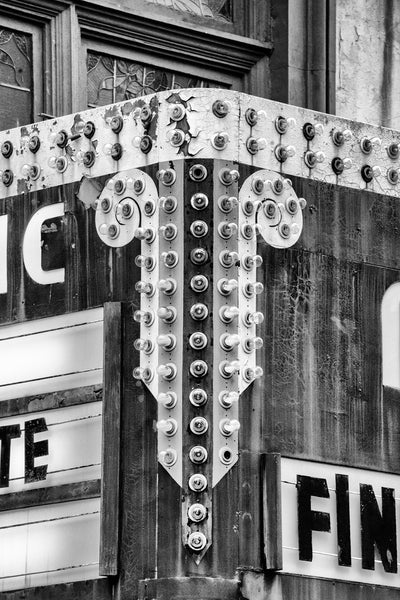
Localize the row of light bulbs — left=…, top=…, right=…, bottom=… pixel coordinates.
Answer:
left=1, top=92, right=400, bottom=189
left=2, top=155, right=398, bottom=191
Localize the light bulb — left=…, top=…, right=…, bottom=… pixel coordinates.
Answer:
left=132, top=367, right=153, bottom=382
left=244, top=311, right=264, bottom=326
left=157, top=363, right=177, bottom=380
left=244, top=282, right=264, bottom=297
left=243, top=366, right=264, bottom=382
left=156, top=334, right=176, bottom=350
left=218, top=278, right=238, bottom=295
left=133, top=338, right=154, bottom=353
left=135, top=281, right=154, bottom=296
left=219, top=418, right=240, bottom=435
left=156, top=418, right=178, bottom=436
left=218, top=222, right=238, bottom=239
left=75, top=120, right=86, bottom=134
left=157, top=392, right=177, bottom=409
left=220, top=333, right=240, bottom=350
left=219, top=360, right=240, bottom=378
left=219, top=306, right=240, bottom=323
left=242, top=254, right=263, bottom=270
left=159, top=449, right=177, bottom=466
left=244, top=337, right=264, bottom=352
left=218, top=391, right=239, bottom=408
left=157, top=306, right=177, bottom=323
left=133, top=310, right=154, bottom=325
left=157, top=278, right=177, bottom=295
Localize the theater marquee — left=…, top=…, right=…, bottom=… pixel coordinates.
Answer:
left=1, top=86, right=400, bottom=593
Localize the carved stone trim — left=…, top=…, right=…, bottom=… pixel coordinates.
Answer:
left=76, top=2, right=272, bottom=75
left=0, top=0, right=71, bottom=21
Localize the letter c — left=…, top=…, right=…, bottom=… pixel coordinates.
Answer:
left=22, top=203, right=65, bottom=285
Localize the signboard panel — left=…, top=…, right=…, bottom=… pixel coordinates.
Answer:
left=0, top=307, right=104, bottom=590
left=0, top=402, right=102, bottom=494
left=0, top=498, right=100, bottom=591
left=0, top=308, right=103, bottom=400
left=281, top=457, right=400, bottom=588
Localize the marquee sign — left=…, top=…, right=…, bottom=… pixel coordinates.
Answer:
left=1, top=86, right=400, bottom=582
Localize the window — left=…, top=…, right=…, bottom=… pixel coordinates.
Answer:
left=0, top=27, right=33, bottom=130
left=77, top=5, right=270, bottom=108
left=87, top=51, right=228, bottom=108
left=0, top=18, right=43, bottom=130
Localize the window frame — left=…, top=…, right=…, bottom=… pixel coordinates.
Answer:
left=0, top=16, right=44, bottom=128
left=76, top=2, right=272, bottom=110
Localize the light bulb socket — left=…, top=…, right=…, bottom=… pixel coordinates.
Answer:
left=1, top=141, right=13, bottom=158
left=190, top=248, right=208, bottom=265
left=83, top=121, right=95, bottom=139
left=212, top=99, right=230, bottom=118
left=110, top=115, right=123, bottom=134
left=190, top=360, right=208, bottom=378
left=219, top=447, right=235, bottom=465
left=189, top=416, right=209, bottom=435
left=157, top=168, right=176, bottom=186
left=188, top=503, right=207, bottom=522
left=263, top=200, right=277, bottom=220
left=189, top=445, right=208, bottom=463
left=189, top=389, right=208, bottom=406
left=219, top=168, right=239, bottom=185
left=28, top=135, right=41, bottom=153
left=188, top=473, right=207, bottom=492
left=187, top=532, right=207, bottom=552
left=110, top=142, right=123, bottom=161
left=218, top=195, right=237, bottom=213
left=189, top=332, right=208, bottom=350
left=159, top=449, right=177, bottom=467
left=189, top=164, right=208, bottom=181
left=190, top=303, right=208, bottom=321
left=190, top=275, right=209, bottom=293
left=160, top=195, right=177, bottom=213
left=162, top=251, right=179, bottom=268
left=212, top=132, right=229, bottom=150
left=190, top=193, right=209, bottom=211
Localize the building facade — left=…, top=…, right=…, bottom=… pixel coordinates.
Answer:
left=1, top=1, right=400, bottom=599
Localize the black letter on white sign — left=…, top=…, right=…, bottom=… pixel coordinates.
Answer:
left=25, top=418, right=48, bottom=483
left=336, top=474, right=351, bottom=566
left=0, top=425, right=21, bottom=487
left=297, top=475, right=331, bottom=561
left=360, top=484, right=397, bottom=573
